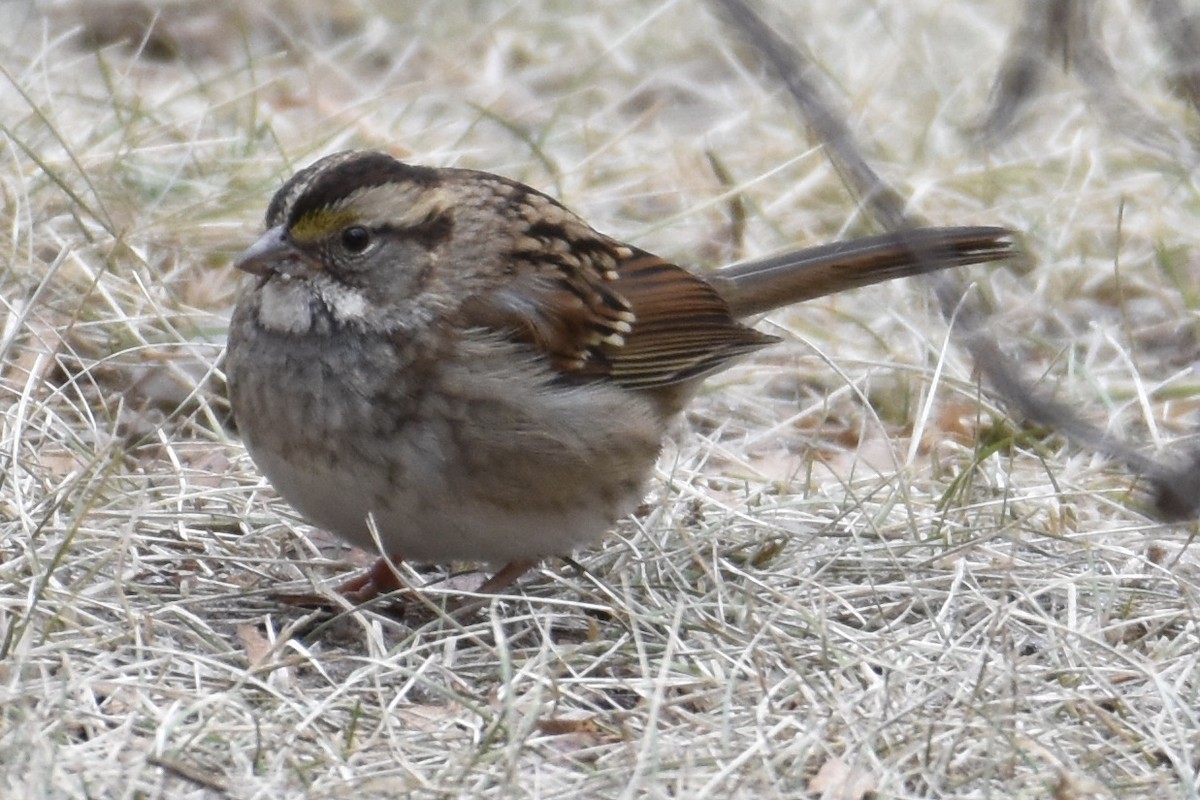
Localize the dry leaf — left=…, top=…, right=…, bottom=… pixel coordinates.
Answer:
left=1, top=318, right=67, bottom=390
left=534, top=714, right=622, bottom=762
left=1053, top=768, right=1110, bottom=800
left=535, top=716, right=605, bottom=737
left=236, top=624, right=271, bottom=668
left=808, top=756, right=878, bottom=800
left=395, top=703, right=470, bottom=732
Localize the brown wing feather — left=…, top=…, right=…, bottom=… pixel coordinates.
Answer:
left=602, top=253, right=777, bottom=388
left=458, top=239, right=774, bottom=389
left=459, top=269, right=635, bottom=372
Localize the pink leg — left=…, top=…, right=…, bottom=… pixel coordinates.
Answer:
left=334, top=556, right=408, bottom=603
left=476, top=559, right=538, bottom=594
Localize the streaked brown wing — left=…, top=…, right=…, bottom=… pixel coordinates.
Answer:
left=458, top=241, right=775, bottom=390
left=603, top=252, right=777, bottom=388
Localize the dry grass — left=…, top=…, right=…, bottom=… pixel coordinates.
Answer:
left=1, top=1, right=1198, bottom=798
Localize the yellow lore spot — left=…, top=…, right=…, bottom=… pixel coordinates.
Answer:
left=291, top=208, right=357, bottom=243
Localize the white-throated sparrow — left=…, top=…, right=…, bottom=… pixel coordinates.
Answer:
left=226, top=150, right=1015, bottom=600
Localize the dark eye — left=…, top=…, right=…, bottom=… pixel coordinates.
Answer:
left=340, top=226, right=371, bottom=254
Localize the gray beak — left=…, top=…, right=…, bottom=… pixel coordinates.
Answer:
left=233, top=226, right=322, bottom=278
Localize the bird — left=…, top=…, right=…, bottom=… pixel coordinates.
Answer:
left=225, top=149, right=1015, bottom=601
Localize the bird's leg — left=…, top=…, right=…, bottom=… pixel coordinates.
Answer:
left=329, top=557, right=535, bottom=605
left=335, top=555, right=409, bottom=603
left=476, top=559, right=538, bottom=594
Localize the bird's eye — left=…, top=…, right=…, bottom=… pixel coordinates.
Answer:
left=340, top=226, right=371, bottom=254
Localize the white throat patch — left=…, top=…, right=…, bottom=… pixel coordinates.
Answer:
left=257, top=276, right=369, bottom=333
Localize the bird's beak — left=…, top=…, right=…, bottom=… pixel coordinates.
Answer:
left=233, top=225, right=322, bottom=279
